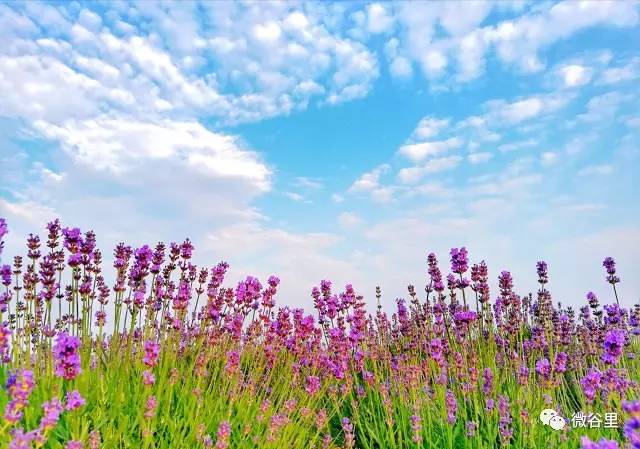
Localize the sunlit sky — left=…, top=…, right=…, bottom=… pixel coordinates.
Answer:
left=1, top=1, right=639, bottom=310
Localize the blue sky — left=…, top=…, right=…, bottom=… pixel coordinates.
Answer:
left=1, top=1, right=639, bottom=309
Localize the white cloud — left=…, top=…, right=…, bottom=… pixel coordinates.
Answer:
left=338, top=211, right=363, bottom=228
left=625, top=116, right=640, bottom=129
left=541, top=151, right=558, bottom=167
left=398, top=155, right=463, bottom=183
left=412, top=117, right=450, bottom=139
left=252, top=21, right=283, bottom=44
left=34, top=117, right=271, bottom=192
left=599, top=57, right=640, bottom=84
left=391, top=0, right=639, bottom=83
left=331, top=193, right=344, bottom=203
left=468, top=152, right=493, bottom=164
left=498, top=138, right=538, bottom=153
left=295, top=177, right=323, bottom=189
left=285, top=192, right=306, bottom=202
left=559, top=64, right=592, bottom=87
left=348, top=164, right=390, bottom=193
left=421, top=49, right=447, bottom=77
left=485, top=94, right=570, bottom=124
left=367, top=3, right=394, bottom=34
left=578, top=165, right=614, bottom=176
left=577, top=92, right=631, bottom=123
left=389, top=56, right=412, bottom=78
left=398, top=137, right=463, bottom=163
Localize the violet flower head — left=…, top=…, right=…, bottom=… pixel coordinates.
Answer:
left=554, top=352, right=568, bottom=374
left=1, top=264, right=11, bottom=287
left=143, top=395, right=157, bottom=420
left=587, top=291, right=599, bottom=309
left=602, top=329, right=626, bottom=365
left=53, top=332, right=81, bottom=381
left=498, top=395, right=513, bottom=442
left=143, top=340, right=160, bottom=368
left=535, top=358, right=551, bottom=380
left=142, top=370, right=155, bottom=386
left=62, top=227, right=82, bottom=253
left=0, top=323, right=11, bottom=358
left=482, top=368, right=494, bottom=394
left=603, top=257, right=620, bottom=284
left=624, top=415, right=640, bottom=449
left=65, top=441, right=83, bottom=449
left=445, top=389, right=457, bottom=424
left=450, top=247, right=469, bottom=274
left=4, top=369, right=35, bottom=423
left=216, top=420, right=231, bottom=449
left=580, top=437, right=620, bottom=449
left=39, top=397, right=64, bottom=432
left=454, top=310, right=477, bottom=325
left=581, top=367, right=603, bottom=403
left=536, top=261, right=548, bottom=285
left=88, top=431, right=101, bottom=449
left=305, top=376, right=321, bottom=395
left=8, top=428, right=36, bottom=449
left=427, top=253, right=444, bottom=292
left=0, top=217, right=7, bottom=256
left=498, top=271, right=513, bottom=297
left=64, top=390, right=85, bottom=411
left=341, top=417, right=355, bottom=449
left=623, top=400, right=640, bottom=418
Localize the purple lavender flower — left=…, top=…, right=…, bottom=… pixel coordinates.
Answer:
left=88, top=430, right=101, bottom=449
left=39, top=397, right=64, bottom=432
left=445, top=389, right=457, bottom=424
left=65, top=441, right=83, bottom=449
left=225, top=350, right=240, bottom=373
left=554, top=352, right=568, bottom=374
left=450, top=247, right=469, bottom=274
left=581, top=367, right=603, bottom=403
left=341, top=417, right=355, bottom=449
left=536, top=261, right=548, bottom=285
left=466, top=421, right=478, bottom=437
left=305, top=376, right=321, bottom=395
left=453, top=310, right=477, bottom=325
left=0, top=323, right=10, bottom=359
left=602, top=329, right=626, bottom=365
left=427, top=253, right=445, bottom=292
left=4, top=369, right=35, bottom=423
left=625, top=417, right=640, bottom=449
left=215, top=420, right=231, bottom=449
left=0, top=218, right=7, bottom=257
left=64, top=390, right=85, bottom=411
left=410, top=414, right=421, bottom=442
left=498, top=271, right=513, bottom=298
left=580, top=436, right=620, bottom=449
left=143, top=340, right=160, bottom=368
left=144, top=395, right=157, bottom=420
left=624, top=400, right=640, bottom=417
left=498, top=395, right=513, bottom=442
left=8, top=428, right=36, bottom=449
left=142, top=370, right=155, bottom=386
left=603, top=257, right=620, bottom=284
left=0, top=264, right=11, bottom=287
left=587, top=291, right=599, bottom=309
left=482, top=368, right=494, bottom=395
left=535, top=358, right=551, bottom=380
left=53, top=332, right=81, bottom=380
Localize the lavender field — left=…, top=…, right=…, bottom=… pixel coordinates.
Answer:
left=0, top=217, right=637, bottom=449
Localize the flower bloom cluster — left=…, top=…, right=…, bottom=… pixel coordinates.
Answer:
left=0, top=217, right=637, bottom=449
left=53, top=332, right=81, bottom=380
left=4, top=370, right=35, bottom=423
